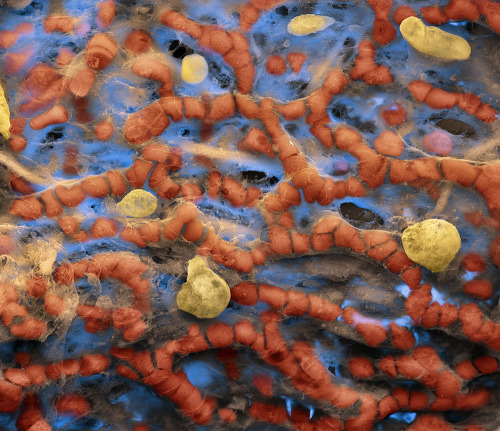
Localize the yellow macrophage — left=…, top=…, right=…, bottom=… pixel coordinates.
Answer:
left=287, top=14, right=335, bottom=36
left=177, top=256, right=230, bottom=319
left=400, top=16, right=471, bottom=61
left=117, top=189, right=157, bottom=218
left=0, top=84, right=11, bottom=140
left=402, top=219, right=461, bottom=273
left=181, top=54, right=209, bottom=84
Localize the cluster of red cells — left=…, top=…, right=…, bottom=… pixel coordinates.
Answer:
left=0, top=0, right=499, bottom=429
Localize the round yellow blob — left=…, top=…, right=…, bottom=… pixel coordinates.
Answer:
left=0, top=84, right=11, bottom=140
left=117, top=189, right=157, bottom=218
left=177, top=256, right=230, bottom=319
left=400, top=16, right=471, bottom=61
left=287, top=14, right=335, bottom=36
left=181, top=54, right=209, bottom=84
left=402, top=219, right=461, bottom=273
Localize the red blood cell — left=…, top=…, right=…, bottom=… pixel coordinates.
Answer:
left=454, top=388, right=490, bottom=410
left=124, top=30, right=151, bottom=54
left=4, top=369, right=30, bottom=387
left=231, top=282, right=258, bottom=305
left=397, top=354, right=425, bottom=378
left=57, top=47, right=74, bottom=66
left=44, top=15, right=74, bottom=33
left=390, top=323, right=416, bottom=350
left=54, top=185, right=86, bottom=207
left=234, top=320, right=258, bottom=345
left=456, top=360, right=478, bottom=379
left=10, top=318, right=46, bottom=339
left=0, top=380, right=22, bottom=413
left=81, top=176, right=110, bottom=198
left=94, top=120, right=114, bottom=141
left=86, top=33, right=118, bottom=70
left=249, top=401, right=287, bottom=424
left=461, top=252, right=486, bottom=272
left=405, top=284, right=432, bottom=323
left=435, top=370, right=461, bottom=398
left=266, top=55, right=286, bottom=75
left=97, top=0, right=116, bottom=29
left=125, top=159, right=154, bottom=189
left=421, top=302, right=440, bottom=328
left=356, top=322, right=387, bottom=346
left=409, top=391, right=428, bottom=410
left=473, top=356, right=498, bottom=374
left=489, top=235, right=500, bottom=267
left=0, top=30, right=19, bottom=49
left=56, top=394, right=90, bottom=417
left=421, top=5, right=449, bottom=24
left=206, top=322, right=234, bottom=348
left=218, top=408, right=237, bottom=423
left=30, top=105, right=69, bottom=130
left=253, top=374, right=273, bottom=397
left=239, top=4, right=260, bottom=31
left=79, top=354, right=109, bottom=376
left=89, top=217, right=119, bottom=239
left=69, top=68, right=96, bottom=98
left=44, top=294, right=65, bottom=315
left=464, top=280, right=493, bottom=300
left=122, top=320, right=147, bottom=342
left=394, top=5, right=418, bottom=23
left=286, top=52, right=306, bottom=73
left=374, top=130, right=404, bottom=156
left=378, top=395, right=398, bottom=419
left=459, top=303, right=483, bottom=337
left=179, top=183, right=202, bottom=203
left=349, top=357, right=375, bottom=378
left=379, top=355, right=397, bottom=377
left=407, top=414, right=453, bottom=430
left=9, top=135, right=27, bottom=152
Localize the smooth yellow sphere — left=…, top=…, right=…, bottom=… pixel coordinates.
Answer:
left=287, top=14, right=335, bottom=36
left=177, top=256, right=230, bottom=319
left=117, top=189, right=157, bottom=218
left=181, top=54, right=209, bottom=84
left=402, top=219, right=461, bottom=273
left=400, top=16, right=471, bottom=61
left=0, top=84, right=10, bottom=140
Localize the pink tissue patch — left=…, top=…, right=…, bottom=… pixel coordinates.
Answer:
left=423, top=130, right=454, bottom=156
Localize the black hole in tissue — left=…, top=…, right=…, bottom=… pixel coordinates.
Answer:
left=284, top=123, right=298, bottom=134
left=216, top=73, right=231, bottom=89
left=331, top=104, right=349, bottom=119
left=328, top=366, right=336, bottom=374
left=253, top=33, right=267, bottom=47
left=269, top=176, right=279, bottom=185
left=42, top=126, right=64, bottom=143
left=435, top=118, right=476, bottom=138
left=275, top=5, right=288, bottom=15
left=180, top=129, right=190, bottom=137
left=169, top=40, right=180, bottom=51
left=340, top=202, right=384, bottom=228
left=172, top=47, right=187, bottom=59
left=466, top=22, right=480, bottom=33
left=355, top=119, right=376, bottom=134
left=241, top=170, right=267, bottom=183
left=344, top=37, right=355, bottom=46
left=332, top=3, right=350, bottom=9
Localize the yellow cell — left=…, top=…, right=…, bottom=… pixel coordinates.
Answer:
left=287, top=14, right=335, bottom=36
left=400, top=16, right=471, bottom=61
left=0, top=84, right=11, bottom=140
left=117, top=189, right=157, bottom=218
left=177, top=256, right=230, bottom=319
left=181, top=54, right=209, bottom=84
left=402, top=219, right=461, bottom=273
